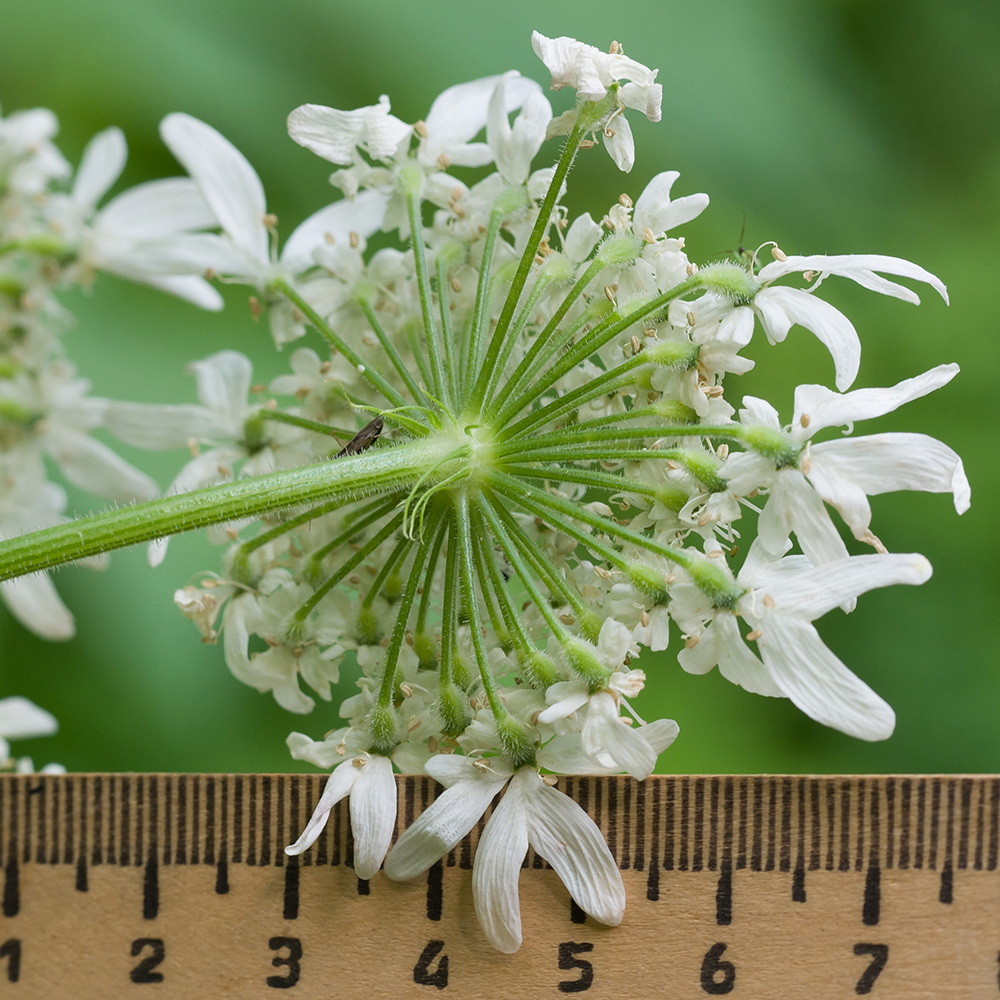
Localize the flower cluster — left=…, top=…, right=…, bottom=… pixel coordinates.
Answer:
left=0, top=32, right=969, bottom=952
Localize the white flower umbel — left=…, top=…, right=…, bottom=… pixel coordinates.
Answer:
left=385, top=757, right=624, bottom=953
left=0, top=28, right=972, bottom=958
left=284, top=752, right=396, bottom=880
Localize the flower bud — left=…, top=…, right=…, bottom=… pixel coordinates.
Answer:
left=367, top=703, right=400, bottom=754
left=438, top=682, right=469, bottom=737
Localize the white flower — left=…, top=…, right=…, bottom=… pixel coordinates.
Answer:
left=284, top=752, right=397, bottom=879
left=723, top=364, right=971, bottom=562
left=532, top=31, right=661, bottom=172
left=673, top=542, right=933, bottom=740
left=486, top=72, right=552, bottom=185
left=385, top=757, right=624, bottom=953
left=287, top=95, right=411, bottom=166
left=0, top=106, right=70, bottom=195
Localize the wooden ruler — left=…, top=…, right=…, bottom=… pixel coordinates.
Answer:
left=0, top=773, right=998, bottom=998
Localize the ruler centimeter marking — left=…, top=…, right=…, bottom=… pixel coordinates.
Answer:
left=0, top=774, right=998, bottom=999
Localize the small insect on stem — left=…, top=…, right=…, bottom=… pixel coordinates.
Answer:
left=336, top=416, right=384, bottom=458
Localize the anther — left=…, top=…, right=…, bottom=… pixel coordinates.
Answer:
left=609, top=40, right=622, bottom=54
left=746, top=629, right=763, bottom=642
left=414, top=120, right=428, bottom=137
left=717, top=443, right=730, bottom=459
left=630, top=334, right=642, bottom=354
left=292, top=308, right=304, bottom=323
left=803, top=270, right=816, bottom=282
left=686, top=311, right=697, bottom=326
left=799, top=413, right=811, bottom=428
left=698, top=510, right=712, bottom=526
left=263, top=213, right=278, bottom=228
left=249, top=295, right=263, bottom=320
left=400, top=683, right=414, bottom=698
left=684, top=634, right=700, bottom=649
left=604, top=284, right=618, bottom=302
left=771, top=246, right=787, bottom=261
left=619, top=193, right=633, bottom=209
left=450, top=276, right=462, bottom=293
left=224, top=527, right=239, bottom=541
left=319, top=361, right=332, bottom=374
left=324, top=231, right=335, bottom=245
left=353, top=756, right=368, bottom=768
left=686, top=262, right=699, bottom=276
left=643, top=227, right=656, bottom=244
left=437, top=153, right=450, bottom=170
left=763, top=595, right=775, bottom=609
left=640, top=610, right=650, bottom=628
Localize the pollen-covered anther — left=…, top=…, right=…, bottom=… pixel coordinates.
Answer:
left=224, top=526, right=239, bottom=540
left=800, top=442, right=812, bottom=475
left=708, top=549, right=723, bottom=558
left=414, top=119, right=428, bottom=137
left=746, top=629, right=763, bottom=642
left=803, top=269, right=816, bottom=282
left=323, top=231, right=335, bottom=245
left=684, top=634, right=700, bottom=649
left=450, top=276, right=462, bottom=293
left=407, top=716, right=420, bottom=732
left=609, top=40, right=622, bottom=54
left=619, top=193, right=633, bottom=209
left=763, top=594, right=775, bottom=609
left=319, top=361, right=332, bottom=374
left=643, top=327, right=656, bottom=338
left=717, top=444, right=730, bottom=460
left=706, top=385, right=724, bottom=398
left=771, top=245, right=788, bottom=262
left=352, top=755, right=368, bottom=768
left=251, top=383, right=267, bottom=394
left=686, top=311, right=697, bottom=327
left=604, top=284, right=617, bottom=302
left=335, top=742, right=347, bottom=756
left=630, top=334, right=642, bottom=354
left=579, top=138, right=596, bottom=149
left=349, top=231, right=360, bottom=249
left=292, top=308, right=304, bottom=323
left=697, top=510, right=712, bottom=526
left=686, top=262, right=699, bottom=276
left=559, top=613, right=575, bottom=625
left=399, top=683, right=414, bottom=698
left=800, top=413, right=811, bottom=428
left=249, top=295, right=263, bottom=319
left=639, top=610, right=650, bottom=628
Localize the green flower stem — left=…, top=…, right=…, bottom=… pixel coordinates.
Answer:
left=415, top=516, right=448, bottom=643
left=478, top=271, right=552, bottom=409
left=0, top=439, right=445, bottom=582
left=497, top=359, right=654, bottom=442
left=469, top=508, right=536, bottom=661
left=478, top=493, right=574, bottom=648
left=272, top=278, right=409, bottom=413
left=461, top=207, right=504, bottom=407
left=468, top=117, right=589, bottom=414
left=360, top=534, right=412, bottom=611
left=357, top=298, right=430, bottom=409
left=493, top=275, right=705, bottom=429
left=301, top=495, right=400, bottom=583
left=498, top=423, right=743, bottom=459
left=374, top=506, right=445, bottom=715
left=435, top=255, right=459, bottom=409
left=437, top=518, right=460, bottom=689
left=256, top=408, right=354, bottom=442
left=483, top=259, right=605, bottom=421
left=488, top=470, right=697, bottom=574
left=487, top=494, right=597, bottom=641
left=513, top=446, right=682, bottom=465
left=453, top=493, right=511, bottom=725
left=470, top=522, right=509, bottom=645
left=499, top=463, right=661, bottom=498
left=289, top=511, right=405, bottom=629
left=405, top=192, right=446, bottom=400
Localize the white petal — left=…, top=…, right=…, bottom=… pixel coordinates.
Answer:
left=97, top=178, right=216, bottom=238
left=286, top=732, right=347, bottom=769
left=350, top=755, right=397, bottom=879
left=136, top=275, right=224, bottom=311
left=280, top=190, right=389, bottom=272
left=634, top=171, right=708, bottom=236
left=0, top=697, right=58, bottom=740
left=160, top=113, right=269, bottom=264
left=385, top=769, right=509, bottom=881
left=0, top=576, right=75, bottom=641
left=122, top=232, right=254, bottom=277
left=564, top=213, right=602, bottom=263
left=73, top=127, right=127, bottom=211
left=756, top=287, right=860, bottom=391
left=581, top=692, right=656, bottom=780
left=46, top=430, right=159, bottom=502
left=759, top=468, right=849, bottom=566
left=753, top=552, right=932, bottom=622
left=758, top=617, right=895, bottom=740
left=189, top=350, right=252, bottom=416
left=524, top=770, right=625, bottom=926
left=792, top=364, right=960, bottom=435
left=284, top=759, right=358, bottom=855
left=810, top=433, right=970, bottom=523
left=472, top=776, right=528, bottom=953
left=604, top=113, right=634, bottom=172
left=714, top=614, right=783, bottom=696
left=104, top=402, right=217, bottom=449
left=758, top=253, right=948, bottom=305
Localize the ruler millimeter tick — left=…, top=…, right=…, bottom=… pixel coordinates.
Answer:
left=0, top=773, right=998, bottom=998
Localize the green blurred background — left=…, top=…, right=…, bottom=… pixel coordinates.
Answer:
left=0, top=0, right=997, bottom=775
